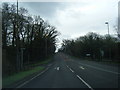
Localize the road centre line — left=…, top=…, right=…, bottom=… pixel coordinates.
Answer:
left=16, top=67, right=49, bottom=88
left=76, top=75, right=94, bottom=90
left=69, top=68, right=74, bottom=73
left=66, top=64, right=93, bottom=89
left=66, top=65, right=74, bottom=73
left=79, top=63, right=120, bottom=75
left=66, top=65, right=69, bottom=68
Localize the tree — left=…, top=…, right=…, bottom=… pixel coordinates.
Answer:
left=60, top=32, right=119, bottom=61
left=2, top=2, right=59, bottom=75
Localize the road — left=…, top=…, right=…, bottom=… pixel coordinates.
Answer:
left=16, top=53, right=119, bottom=89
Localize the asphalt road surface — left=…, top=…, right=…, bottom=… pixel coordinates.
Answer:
left=16, top=53, right=119, bottom=89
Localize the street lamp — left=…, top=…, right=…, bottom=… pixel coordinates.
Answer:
left=105, top=22, right=110, bottom=35
left=16, top=0, right=20, bottom=72
left=105, top=21, right=111, bottom=60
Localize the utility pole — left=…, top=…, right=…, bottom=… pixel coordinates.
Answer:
left=118, top=1, right=120, bottom=39
left=16, top=0, right=20, bottom=72
left=105, top=22, right=109, bottom=35
left=105, top=22, right=111, bottom=60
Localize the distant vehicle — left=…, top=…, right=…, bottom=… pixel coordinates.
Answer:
left=86, top=54, right=91, bottom=57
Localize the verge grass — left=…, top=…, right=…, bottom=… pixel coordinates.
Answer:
left=3, top=66, right=44, bottom=87
left=3, top=58, right=53, bottom=87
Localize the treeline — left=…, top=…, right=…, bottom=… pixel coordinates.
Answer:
left=59, top=32, right=120, bottom=61
left=2, top=3, right=59, bottom=76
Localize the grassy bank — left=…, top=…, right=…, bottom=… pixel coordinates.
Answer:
left=31, top=59, right=52, bottom=66
left=3, top=58, right=53, bottom=87
left=3, top=66, right=44, bottom=87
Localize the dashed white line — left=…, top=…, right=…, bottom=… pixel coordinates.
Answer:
left=57, top=67, right=60, bottom=70
left=66, top=65, right=94, bottom=89
left=69, top=68, right=74, bottom=73
left=16, top=67, right=49, bottom=88
left=66, top=65, right=69, bottom=68
left=66, top=64, right=93, bottom=89
left=66, top=65, right=74, bottom=73
left=76, top=75, right=94, bottom=90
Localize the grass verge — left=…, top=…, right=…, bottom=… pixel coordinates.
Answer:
left=31, top=59, right=52, bottom=66
left=3, top=57, right=53, bottom=87
left=3, top=66, right=44, bottom=87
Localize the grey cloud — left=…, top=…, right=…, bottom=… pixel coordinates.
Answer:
left=19, top=1, right=118, bottom=43
left=19, top=2, right=65, bottom=18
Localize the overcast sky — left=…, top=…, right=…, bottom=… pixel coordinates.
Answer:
left=7, top=0, right=119, bottom=49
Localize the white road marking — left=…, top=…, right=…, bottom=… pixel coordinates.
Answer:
left=66, top=65, right=69, bottom=68
left=79, top=66, right=85, bottom=70
left=76, top=75, right=94, bottom=90
left=57, top=67, right=60, bottom=70
left=16, top=67, right=49, bottom=88
left=66, top=65, right=93, bottom=89
left=66, top=65, right=74, bottom=73
left=69, top=68, right=74, bottom=73
left=79, top=63, right=120, bottom=75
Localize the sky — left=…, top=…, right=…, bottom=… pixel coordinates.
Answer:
left=2, top=0, right=119, bottom=50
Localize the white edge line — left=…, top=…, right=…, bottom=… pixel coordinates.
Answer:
left=76, top=75, right=94, bottom=90
left=16, top=67, right=49, bottom=88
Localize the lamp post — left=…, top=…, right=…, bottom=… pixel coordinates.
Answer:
left=105, top=22, right=110, bottom=35
left=105, top=21, right=111, bottom=60
left=16, top=0, right=20, bottom=72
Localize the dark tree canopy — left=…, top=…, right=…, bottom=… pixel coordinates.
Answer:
left=2, top=2, right=59, bottom=75
left=59, top=32, right=120, bottom=61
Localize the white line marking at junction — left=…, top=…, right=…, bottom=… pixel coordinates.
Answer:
left=69, top=68, right=74, bottom=73
left=76, top=75, right=94, bottom=90
left=79, top=66, right=85, bottom=70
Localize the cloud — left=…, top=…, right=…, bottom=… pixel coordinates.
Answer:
left=50, top=1, right=118, bottom=37
left=18, top=0, right=118, bottom=49
left=19, top=2, right=64, bottom=18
